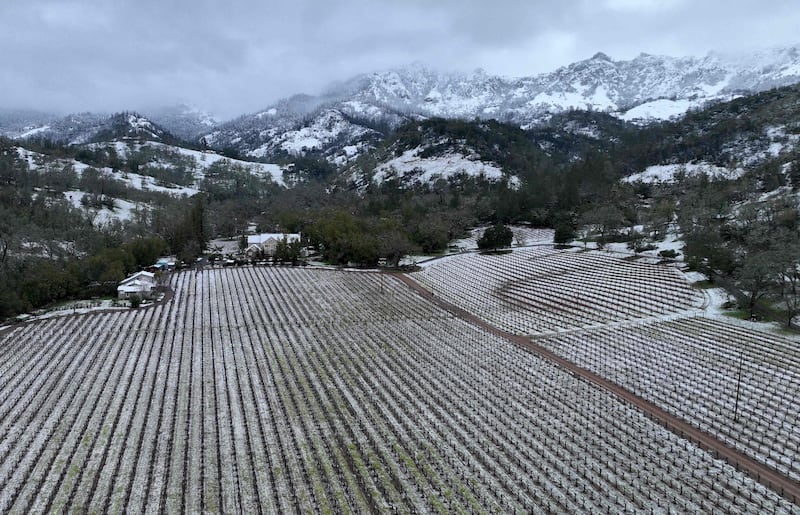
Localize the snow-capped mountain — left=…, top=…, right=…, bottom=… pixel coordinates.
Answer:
left=205, top=45, right=800, bottom=159
left=340, top=46, right=800, bottom=123
left=3, top=45, right=800, bottom=161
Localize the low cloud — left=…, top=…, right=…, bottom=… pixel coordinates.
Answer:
left=1, top=0, right=798, bottom=119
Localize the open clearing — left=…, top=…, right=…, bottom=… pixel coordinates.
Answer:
left=0, top=254, right=798, bottom=513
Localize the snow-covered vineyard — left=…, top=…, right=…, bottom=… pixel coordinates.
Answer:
left=415, top=247, right=706, bottom=335
left=448, top=226, right=554, bottom=251
left=0, top=265, right=798, bottom=512
left=538, top=317, right=800, bottom=482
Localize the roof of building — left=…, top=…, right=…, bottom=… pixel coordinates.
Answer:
left=117, top=279, right=155, bottom=293
left=155, top=257, right=177, bottom=266
left=247, top=233, right=301, bottom=245
left=119, top=270, right=156, bottom=286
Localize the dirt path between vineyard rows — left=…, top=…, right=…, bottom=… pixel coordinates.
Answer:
left=393, top=273, right=800, bottom=507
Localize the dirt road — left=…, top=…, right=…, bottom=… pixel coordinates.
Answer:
left=395, top=273, right=800, bottom=506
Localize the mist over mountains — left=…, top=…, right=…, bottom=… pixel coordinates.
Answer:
left=3, top=45, right=800, bottom=161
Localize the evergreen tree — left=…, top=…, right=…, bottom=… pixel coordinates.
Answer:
left=477, top=224, right=513, bottom=251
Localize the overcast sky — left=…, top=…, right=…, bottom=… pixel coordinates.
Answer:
left=2, top=0, right=799, bottom=119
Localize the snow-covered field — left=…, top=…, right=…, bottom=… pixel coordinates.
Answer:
left=0, top=266, right=794, bottom=513
left=603, top=228, right=686, bottom=260
left=538, top=316, right=800, bottom=482
left=413, top=245, right=800, bottom=485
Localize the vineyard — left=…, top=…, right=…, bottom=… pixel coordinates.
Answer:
left=537, top=317, right=800, bottom=482
left=415, top=247, right=706, bottom=334
left=0, top=263, right=798, bottom=512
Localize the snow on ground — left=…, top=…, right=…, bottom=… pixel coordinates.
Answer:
left=16, top=145, right=202, bottom=195
left=373, top=147, right=507, bottom=185
left=604, top=229, right=686, bottom=260
left=208, top=238, right=242, bottom=255
left=622, top=162, right=744, bottom=184
left=64, top=191, right=140, bottom=224
left=247, top=109, right=375, bottom=161
left=527, top=84, right=616, bottom=113
left=451, top=226, right=554, bottom=251
left=618, top=98, right=700, bottom=123
left=126, top=114, right=160, bottom=138
left=172, top=146, right=285, bottom=186
left=118, top=171, right=199, bottom=196
left=332, top=142, right=371, bottom=166
left=15, top=147, right=49, bottom=170
left=719, top=125, right=800, bottom=168
left=17, top=125, right=51, bottom=139
left=764, top=126, right=800, bottom=157
left=400, top=226, right=553, bottom=266
left=28, top=299, right=128, bottom=320
left=340, top=100, right=385, bottom=119
left=778, top=62, right=800, bottom=79
left=108, top=141, right=287, bottom=187
left=562, top=121, right=601, bottom=139
left=85, top=141, right=285, bottom=186
left=707, top=310, right=800, bottom=340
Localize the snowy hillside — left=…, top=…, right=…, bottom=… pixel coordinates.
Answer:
left=16, top=146, right=199, bottom=224
left=16, top=146, right=199, bottom=197
left=99, top=141, right=287, bottom=187
left=12, top=139, right=288, bottom=224
left=5, top=112, right=175, bottom=145
left=4, top=45, right=800, bottom=164
left=371, top=147, right=509, bottom=187
left=623, top=113, right=800, bottom=185
left=244, top=109, right=382, bottom=162
left=340, top=47, right=800, bottom=124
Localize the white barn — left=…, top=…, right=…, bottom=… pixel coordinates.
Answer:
left=117, top=271, right=157, bottom=300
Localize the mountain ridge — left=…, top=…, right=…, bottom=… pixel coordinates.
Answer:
left=204, top=45, right=800, bottom=159
left=3, top=45, right=800, bottom=160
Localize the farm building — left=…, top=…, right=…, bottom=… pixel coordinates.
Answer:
left=247, top=233, right=301, bottom=256
left=117, top=270, right=157, bottom=300
left=154, top=256, right=177, bottom=270
left=243, top=244, right=263, bottom=257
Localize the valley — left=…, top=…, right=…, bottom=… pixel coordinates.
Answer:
left=1, top=42, right=800, bottom=513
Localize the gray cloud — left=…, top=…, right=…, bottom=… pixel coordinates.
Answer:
left=1, top=0, right=798, bottom=119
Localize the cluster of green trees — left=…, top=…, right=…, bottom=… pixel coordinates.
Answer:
left=674, top=177, right=800, bottom=323
left=0, top=137, right=213, bottom=318
left=0, top=235, right=168, bottom=318
left=301, top=209, right=416, bottom=266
